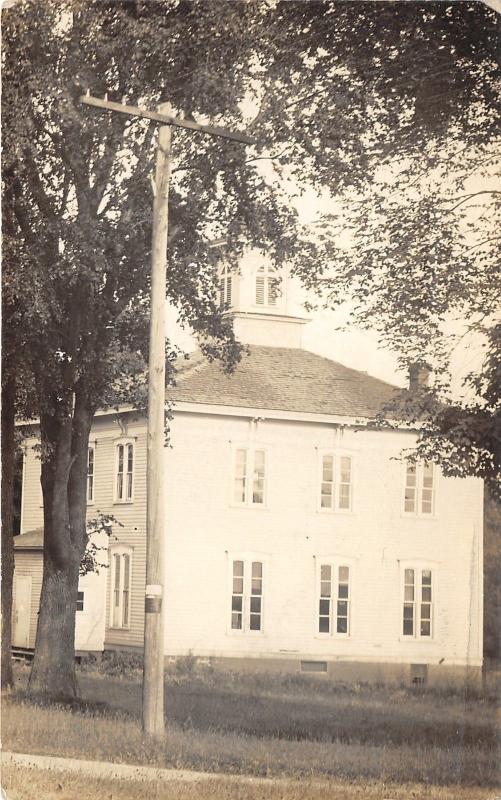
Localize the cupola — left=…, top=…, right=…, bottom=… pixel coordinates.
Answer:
left=216, top=248, right=308, bottom=348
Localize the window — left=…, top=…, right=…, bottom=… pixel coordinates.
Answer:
left=319, top=454, right=353, bottom=511
left=318, top=563, right=351, bottom=636
left=110, top=547, right=132, bottom=628
left=76, top=591, right=85, bottom=612
left=115, top=441, right=134, bottom=502
left=255, top=264, right=279, bottom=306
left=404, top=462, right=434, bottom=515
left=230, top=559, right=263, bottom=633
left=218, top=264, right=233, bottom=308
left=234, top=448, right=266, bottom=506
left=402, top=567, right=433, bottom=638
left=87, top=446, right=95, bottom=503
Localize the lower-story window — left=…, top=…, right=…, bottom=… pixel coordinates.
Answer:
left=110, top=545, right=133, bottom=629
left=318, top=562, right=351, bottom=636
left=230, top=558, right=264, bottom=633
left=402, top=567, right=433, bottom=638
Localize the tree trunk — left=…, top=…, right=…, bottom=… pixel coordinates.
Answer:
left=1, top=375, right=16, bottom=689
left=28, top=390, right=92, bottom=699
left=28, top=552, right=81, bottom=698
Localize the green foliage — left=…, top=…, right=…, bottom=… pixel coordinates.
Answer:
left=288, top=3, right=500, bottom=485
left=173, top=652, right=199, bottom=678
left=4, top=0, right=498, bottom=426
left=79, top=513, right=122, bottom=576
left=89, top=649, right=144, bottom=677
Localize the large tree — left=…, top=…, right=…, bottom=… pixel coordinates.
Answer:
left=3, top=0, right=498, bottom=697
left=287, top=2, right=500, bottom=490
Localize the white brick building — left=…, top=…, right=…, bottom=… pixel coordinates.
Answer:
left=16, top=252, right=483, bottom=684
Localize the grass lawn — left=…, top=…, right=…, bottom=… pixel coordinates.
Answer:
left=2, top=661, right=500, bottom=793
left=2, top=765, right=498, bottom=800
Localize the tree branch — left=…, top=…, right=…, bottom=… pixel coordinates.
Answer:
left=447, top=190, right=501, bottom=213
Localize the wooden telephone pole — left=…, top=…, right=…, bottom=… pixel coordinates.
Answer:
left=80, top=92, right=254, bottom=738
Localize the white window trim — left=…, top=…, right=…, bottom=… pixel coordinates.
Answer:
left=230, top=443, right=268, bottom=509
left=402, top=462, right=437, bottom=518
left=226, top=551, right=268, bottom=636
left=87, top=442, right=96, bottom=505
left=399, top=559, right=438, bottom=642
left=113, top=437, right=135, bottom=504
left=109, top=544, right=133, bottom=630
left=317, top=449, right=355, bottom=514
left=314, top=555, right=355, bottom=639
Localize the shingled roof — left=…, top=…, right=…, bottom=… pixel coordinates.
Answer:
left=14, top=528, right=43, bottom=549
left=168, top=346, right=397, bottom=418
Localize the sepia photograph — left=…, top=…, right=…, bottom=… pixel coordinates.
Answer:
left=1, top=1, right=500, bottom=798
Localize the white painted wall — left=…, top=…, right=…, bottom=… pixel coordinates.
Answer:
left=20, top=407, right=483, bottom=668
left=163, top=412, right=483, bottom=668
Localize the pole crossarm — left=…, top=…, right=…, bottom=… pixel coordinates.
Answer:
left=79, top=93, right=255, bottom=145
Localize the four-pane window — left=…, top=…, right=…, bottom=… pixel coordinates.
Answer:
left=320, top=454, right=353, bottom=511
left=231, top=559, right=263, bottom=632
left=116, top=442, right=134, bottom=502
left=404, top=463, right=434, bottom=515
left=234, top=448, right=266, bottom=506
left=402, top=568, right=433, bottom=638
left=318, top=564, right=351, bottom=635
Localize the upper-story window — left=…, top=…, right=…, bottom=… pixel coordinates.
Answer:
left=319, top=453, right=353, bottom=512
left=255, top=264, right=279, bottom=307
left=230, top=558, right=264, bottom=633
left=318, top=562, right=351, bottom=636
left=218, top=264, right=233, bottom=308
left=87, top=446, right=95, bottom=504
left=110, top=545, right=133, bottom=629
left=402, top=566, right=433, bottom=638
left=234, top=447, right=266, bottom=506
left=404, top=462, right=434, bottom=515
left=115, top=440, right=134, bottom=503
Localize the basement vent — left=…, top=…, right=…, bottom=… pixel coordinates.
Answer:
left=410, top=663, right=428, bottom=686
left=300, top=660, right=327, bottom=673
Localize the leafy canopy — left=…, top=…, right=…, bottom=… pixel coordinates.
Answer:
left=2, top=0, right=499, bottom=481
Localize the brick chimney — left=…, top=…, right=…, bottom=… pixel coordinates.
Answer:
left=408, top=363, right=431, bottom=391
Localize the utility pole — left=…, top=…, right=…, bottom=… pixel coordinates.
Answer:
left=143, top=103, right=171, bottom=738
left=80, top=91, right=254, bottom=738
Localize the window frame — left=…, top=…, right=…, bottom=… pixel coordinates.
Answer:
left=399, top=561, right=437, bottom=641
left=109, top=544, right=133, bottom=630
left=114, top=438, right=135, bottom=504
left=315, top=556, right=354, bottom=639
left=231, top=445, right=268, bottom=509
left=87, top=443, right=96, bottom=505
left=317, top=450, right=355, bottom=514
left=403, top=462, right=436, bottom=517
left=254, top=264, right=280, bottom=308
left=218, top=263, right=234, bottom=309
left=76, top=590, right=85, bottom=612
left=227, top=552, right=267, bottom=636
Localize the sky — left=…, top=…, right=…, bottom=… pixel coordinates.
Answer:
left=167, top=175, right=490, bottom=395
